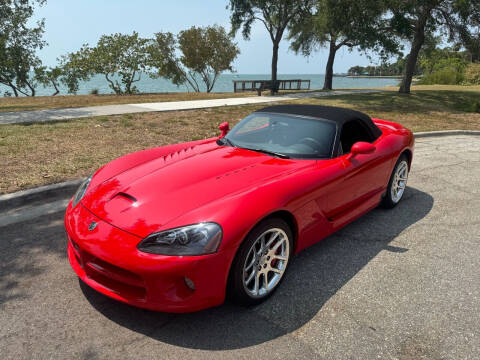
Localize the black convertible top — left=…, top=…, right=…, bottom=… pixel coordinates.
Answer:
left=256, top=104, right=382, bottom=139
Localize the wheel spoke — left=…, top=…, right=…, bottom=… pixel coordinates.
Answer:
left=245, top=256, right=255, bottom=271
left=260, top=235, right=266, bottom=251
left=245, top=270, right=255, bottom=284
left=254, top=272, right=260, bottom=295
left=263, top=273, right=268, bottom=289
left=266, top=232, right=280, bottom=248
left=256, top=238, right=263, bottom=256
left=271, top=238, right=284, bottom=252
left=273, top=255, right=287, bottom=261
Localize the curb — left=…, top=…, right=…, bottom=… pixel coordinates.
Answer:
left=0, top=178, right=85, bottom=212
left=414, top=130, right=480, bottom=138
left=1, top=130, right=479, bottom=210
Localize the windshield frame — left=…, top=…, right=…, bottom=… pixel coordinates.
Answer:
left=225, top=111, right=339, bottom=160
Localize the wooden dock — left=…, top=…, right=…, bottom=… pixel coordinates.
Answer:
left=233, top=79, right=311, bottom=95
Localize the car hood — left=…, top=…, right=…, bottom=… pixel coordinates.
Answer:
left=81, top=141, right=312, bottom=238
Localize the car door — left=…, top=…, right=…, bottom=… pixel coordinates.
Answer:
left=325, top=119, right=388, bottom=226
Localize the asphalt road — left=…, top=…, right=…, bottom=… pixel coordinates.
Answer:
left=1, top=135, right=479, bottom=359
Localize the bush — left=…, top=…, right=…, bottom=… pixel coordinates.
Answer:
left=463, top=63, right=480, bottom=85
left=473, top=101, right=480, bottom=113
left=89, top=88, right=99, bottom=95
left=418, top=55, right=468, bottom=85
left=420, top=68, right=465, bottom=85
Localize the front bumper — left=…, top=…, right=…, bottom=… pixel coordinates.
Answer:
left=65, top=201, right=235, bottom=313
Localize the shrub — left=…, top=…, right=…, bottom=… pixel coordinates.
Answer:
left=463, top=63, right=480, bottom=85
left=418, top=56, right=467, bottom=85
left=89, top=88, right=99, bottom=95
left=473, top=101, right=480, bottom=113
left=420, top=68, right=464, bottom=85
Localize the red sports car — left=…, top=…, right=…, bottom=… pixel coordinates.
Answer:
left=65, top=105, right=414, bottom=313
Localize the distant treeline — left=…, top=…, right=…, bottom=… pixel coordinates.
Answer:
left=2, top=0, right=480, bottom=97
left=349, top=46, right=480, bottom=85
left=348, top=60, right=409, bottom=77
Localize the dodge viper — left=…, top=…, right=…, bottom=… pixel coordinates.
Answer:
left=65, top=105, right=414, bottom=313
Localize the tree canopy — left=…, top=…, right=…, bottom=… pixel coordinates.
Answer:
left=0, top=0, right=46, bottom=96
left=177, top=26, right=239, bottom=92
left=228, top=0, right=315, bottom=94
left=389, top=0, right=480, bottom=93
left=288, top=0, right=399, bottom=90
left=148, top=25, right=239, bottom=93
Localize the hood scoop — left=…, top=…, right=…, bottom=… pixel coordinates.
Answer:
left=106, top=192, right=140, bottom=214
left=112, top=192, right=138, bottom=204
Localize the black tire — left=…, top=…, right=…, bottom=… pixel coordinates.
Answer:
left=228, top=218, right=293, bottom=306
left=382, top=154, right=409, bottom=209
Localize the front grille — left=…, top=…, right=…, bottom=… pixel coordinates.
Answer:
left=70, top=238, right=146, bottom=301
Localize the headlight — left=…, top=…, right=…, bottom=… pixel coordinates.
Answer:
left=72, top=175, right=93, bottom=207
left=137, top=223, right=222, bottom=256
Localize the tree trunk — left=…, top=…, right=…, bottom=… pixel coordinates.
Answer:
left=271, top=40, right=279, bottom=95
left=105, top=73, right=122, bottom=94
left=323, top=39, right=337, bottom=90
left=25, top=80, right=36, bottom=96
left=208, top=73, right=219, bottom=93
left=51, top=81, right=59, bottom=96
left=7, top=82, right=19, bottom=97
left=126, top=71, right=135, bottom=94
left=399, top=14, right=429, bottom=94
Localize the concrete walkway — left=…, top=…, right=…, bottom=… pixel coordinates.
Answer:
left=0, top=90, right=378, bottom=125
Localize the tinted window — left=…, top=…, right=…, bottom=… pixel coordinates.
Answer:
left=339, top=120, right=374, bottom=155
left=225, top=112, right=336, bottom=158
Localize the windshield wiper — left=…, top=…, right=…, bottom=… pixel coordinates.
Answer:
left=216, top=137, right=236, bottom=147
left=243, top=147, right=290, bottom=159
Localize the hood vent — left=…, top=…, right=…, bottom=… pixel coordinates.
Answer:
left=112, top=192, right=137, bottom=203
left=160, top=146, right=197, bottom=165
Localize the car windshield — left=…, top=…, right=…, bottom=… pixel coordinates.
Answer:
left=224, top=112, right=336, bottom=159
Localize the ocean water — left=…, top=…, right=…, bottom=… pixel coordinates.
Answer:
left=0, top=73, right=400, bottom=97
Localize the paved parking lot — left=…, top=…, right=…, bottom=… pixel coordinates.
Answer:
left=0, top=135, right=479, bottom=359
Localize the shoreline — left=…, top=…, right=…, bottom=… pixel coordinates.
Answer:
left=341, top=75, right=403, bottom=79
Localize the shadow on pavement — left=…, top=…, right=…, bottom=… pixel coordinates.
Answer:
left=80, top=186, right=434, bottom=350
left=0, top=213, right=68, bottom=305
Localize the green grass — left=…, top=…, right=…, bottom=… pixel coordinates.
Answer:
left=305, top=89, right=480, bottom=113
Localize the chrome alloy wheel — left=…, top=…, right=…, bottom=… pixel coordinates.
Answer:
left=391, top=160, right=408, bottom=203
left=242, top=228, right=290, bottom=298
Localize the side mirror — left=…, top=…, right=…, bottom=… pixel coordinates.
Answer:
left=218, top=122, right=230, bottom=138
left=347, top=142, right=375, bottom=160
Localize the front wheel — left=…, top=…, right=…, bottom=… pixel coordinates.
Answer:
left=382, top=154, right=409, bottom=208
left=228, top=218, right=293, bottom=306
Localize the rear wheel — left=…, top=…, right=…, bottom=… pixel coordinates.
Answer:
left=228, top=218, right=293, bottom=306
left=383, top=154, right=409, bottom=208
